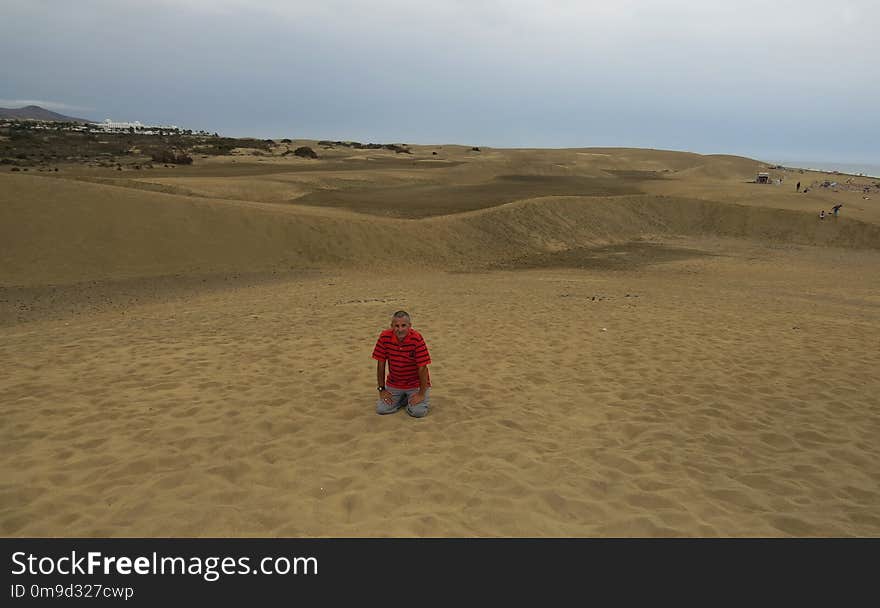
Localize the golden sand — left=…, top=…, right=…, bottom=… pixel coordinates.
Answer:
left=2, top=144, right=878, bottom=536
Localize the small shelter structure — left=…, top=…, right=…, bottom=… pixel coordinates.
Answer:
left=756, top=172, right=771, bottom=184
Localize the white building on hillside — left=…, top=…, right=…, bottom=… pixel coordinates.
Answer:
left=94, top=119, right=180, bottom=133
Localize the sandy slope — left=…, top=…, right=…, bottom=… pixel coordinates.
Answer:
left=1, top=146, right=878, bottom=536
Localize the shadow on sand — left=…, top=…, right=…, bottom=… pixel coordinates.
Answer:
left=485, top=241, right=714, bottom=271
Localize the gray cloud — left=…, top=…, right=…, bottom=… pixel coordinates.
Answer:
left=1, top=0, right=877, bottom=162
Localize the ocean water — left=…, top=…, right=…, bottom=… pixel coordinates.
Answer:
left=774, top=160, right=880, bottom=178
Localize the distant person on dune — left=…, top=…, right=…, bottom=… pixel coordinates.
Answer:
left=819, top=209, right=826, bottom=220
left=832, top=203, right=843, bottom=217
left=371, top=310, right=432, bottom=418
left=797, top=181, right=801, bottom=192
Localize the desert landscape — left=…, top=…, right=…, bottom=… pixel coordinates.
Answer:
left=2, top=140, right=879, bottom=536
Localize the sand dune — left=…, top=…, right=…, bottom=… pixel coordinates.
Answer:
left=2, top=176, right=877, bottom=291
left=2, top=145, right=879, bottom=536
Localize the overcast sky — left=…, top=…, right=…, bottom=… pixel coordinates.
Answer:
left=2, top=0, right=877, bottom=163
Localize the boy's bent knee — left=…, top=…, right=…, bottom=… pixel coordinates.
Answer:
left=406, top=404, right=429, bottom=418
left=376, top=400, right=400, bottom=415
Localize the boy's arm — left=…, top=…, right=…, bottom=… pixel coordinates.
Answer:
left=376, top=360, right=386, bottom=388
left=418, top=366, right=429, bottom=395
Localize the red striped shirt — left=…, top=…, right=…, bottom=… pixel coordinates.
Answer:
left=371, top=328, right=432, bottom=389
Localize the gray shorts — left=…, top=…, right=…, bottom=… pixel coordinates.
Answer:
left=376, top=386, right=430, bottom=418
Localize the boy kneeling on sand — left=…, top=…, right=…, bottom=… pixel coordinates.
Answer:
left=371, top=311, right=432, bottom=418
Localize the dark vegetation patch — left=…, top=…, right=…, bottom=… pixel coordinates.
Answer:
left=0, top=125, right=270, bottom=169
left=317, top=141, right=412, bottom=153
left=293, top=146, right=318, bottom=159
left=41, top=156, right=464, bottom=181
left=150, top=149, right=193, bottom=165
left=292, top=174, right=644, bottom=218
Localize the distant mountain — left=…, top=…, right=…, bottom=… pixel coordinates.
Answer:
left=0, top=105, right=93, bottom=123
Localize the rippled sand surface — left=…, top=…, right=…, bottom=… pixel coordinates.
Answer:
left=3, top=238, right=878, bottom=536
